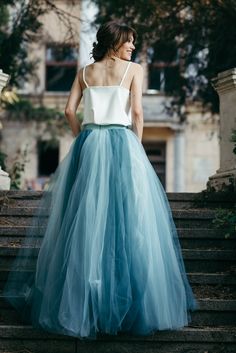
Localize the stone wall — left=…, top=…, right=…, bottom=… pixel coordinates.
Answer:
left=1, top=107, right=219, bottom=192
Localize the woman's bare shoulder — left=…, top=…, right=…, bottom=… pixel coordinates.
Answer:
left=77, top=66, right=88, bottom=88
left=130, top=62, right=143, bottom=73
left=77, top=63, right=94, bottom=83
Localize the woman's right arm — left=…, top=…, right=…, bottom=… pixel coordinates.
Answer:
left=130, top=63, right=144, bottom=142
left=65, top=69, right=83, bottom=137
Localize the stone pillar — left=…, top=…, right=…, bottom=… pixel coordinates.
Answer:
left=0, top=69, right=11, bottom=190
left=173, top=129, right=185, bottom=192
left=207, top=68, right=236, bottom=191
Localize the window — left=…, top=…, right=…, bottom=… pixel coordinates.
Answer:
left=144, top=142, right=166, bottom=189
left=148, top=63, right=180, bottom=93
left=37, top=140, right=59, bottom=176
left=147, top=43, right=180, bottom=93
left=45, top=45, right=78, bottom=92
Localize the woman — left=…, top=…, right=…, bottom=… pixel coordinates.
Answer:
left=4, top=21, right=198, bottom=340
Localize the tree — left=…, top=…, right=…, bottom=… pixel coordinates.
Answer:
left=0, top=0, right=80, bottom=184
left=0, top=0, right=79, bottom=87
left=92, top=0, right=236, bottom=115
left=0, top=1, right=44, bottom=86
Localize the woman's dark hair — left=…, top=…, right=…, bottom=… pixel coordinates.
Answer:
left=90, top=21, right=137, bottom=62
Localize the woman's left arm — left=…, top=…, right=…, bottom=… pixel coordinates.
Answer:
left=65, top=69, right=83, bottom=137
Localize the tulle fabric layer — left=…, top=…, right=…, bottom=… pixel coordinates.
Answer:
left=4, top=124, right=199, bottom=340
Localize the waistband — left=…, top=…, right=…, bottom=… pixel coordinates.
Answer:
left=81, top=123, right=131, bottom=130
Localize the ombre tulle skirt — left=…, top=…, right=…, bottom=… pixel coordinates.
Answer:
left=4, top=123, right=199, bottom=340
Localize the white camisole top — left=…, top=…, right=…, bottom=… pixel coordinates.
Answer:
left=81, top=61, right=132, bottom=127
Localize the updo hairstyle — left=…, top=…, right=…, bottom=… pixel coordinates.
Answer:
left=90, top=21, right=137, bottom=61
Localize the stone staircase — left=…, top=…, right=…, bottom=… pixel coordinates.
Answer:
left=0, top=190, right=235, bottom=353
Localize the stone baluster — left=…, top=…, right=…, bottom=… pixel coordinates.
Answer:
left=207, top=68, right=236, bottom=191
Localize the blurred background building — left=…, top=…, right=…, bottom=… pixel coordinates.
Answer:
left=0, top=0, right=219, bottom=192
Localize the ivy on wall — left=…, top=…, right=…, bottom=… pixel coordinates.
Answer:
left=1, top=96, right=83, bottom=137
left=0, top=96, right=83, bottom=189
left=231, top=129, right=236, bottom=155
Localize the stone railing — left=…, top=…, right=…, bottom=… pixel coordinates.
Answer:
left=208, top=68, right=236, bottom=191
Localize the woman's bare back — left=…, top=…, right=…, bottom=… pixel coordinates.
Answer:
left=80, top=58, right=135, bottom=91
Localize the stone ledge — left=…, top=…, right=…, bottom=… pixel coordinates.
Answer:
left=1, top=270, right=236, bottom=285
left=1, top=190, right=236, bottom=202
left=1, top=297, right=235, bottom=311
left=0, top=226, right=229, bottom=238
left=0, top=207, right=219, bottom=218
left=1, top=247, right=235, bottom=260
left=0, top=325, right=236, bottom=342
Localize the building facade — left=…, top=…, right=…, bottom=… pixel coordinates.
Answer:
left=0, top=0, right=219, bottom=192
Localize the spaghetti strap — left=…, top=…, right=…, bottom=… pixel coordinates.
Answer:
left=83, top=65, right=89, bottom=88
left=119, top=61, right=131, bottom=86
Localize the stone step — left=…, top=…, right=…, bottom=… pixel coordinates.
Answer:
left=4, top=246, right=234, bottom=257
left=1, top=259, right=234, bottom=275
left=0, top=297, right=236, bottom=327
left=1, top=226, right=235, bottom=251
left=1, top=280, right=236, bottom=302
left=1, top=295, right=235, bottom=311
left=1, top=262, right=235, bottom=276
left=0, top=324, right=235, bottom=353
left=1, top=283, right=235, bottom=303
left=0, top=226, right=227, bottom=237
left=192, top=283, right=236, bottom=300
left=0, top=191, right=235, bottom=352
left=159, top=192, right=236, bottom=209
left=1, top=270, right=235, bottom=289
left=0, top=246, right=235, bottom=273
left=1, top=190, right=236, bottom=209
left=0, top=215, right=224, bottom=230
left=0, top=207, right=218, bottom=218
left=0, top=266, right=236, bottom=286
left=0, top=232, right=235, bottom=250
left=0, top=226, right=46, bottom=236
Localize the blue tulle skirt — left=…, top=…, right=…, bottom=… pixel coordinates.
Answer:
left=4, top=123, right=199, bottom=340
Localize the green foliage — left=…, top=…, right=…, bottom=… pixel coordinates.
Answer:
left=9, top=146, right=28, bottom=190
left=1, top=97, right=82, bottom=189
left=3, top=97, right=82, bottom=136
left=4, top=98, right=65, bottom=122
left=231, top=129, right=236, bottom=155
left=92, top=0, right=236, bottom=115
left=0, top=0, right=78, bottom=87
left=0, top=0, right=46, bottom=87
left=212, top=207, right=236, bottom=239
